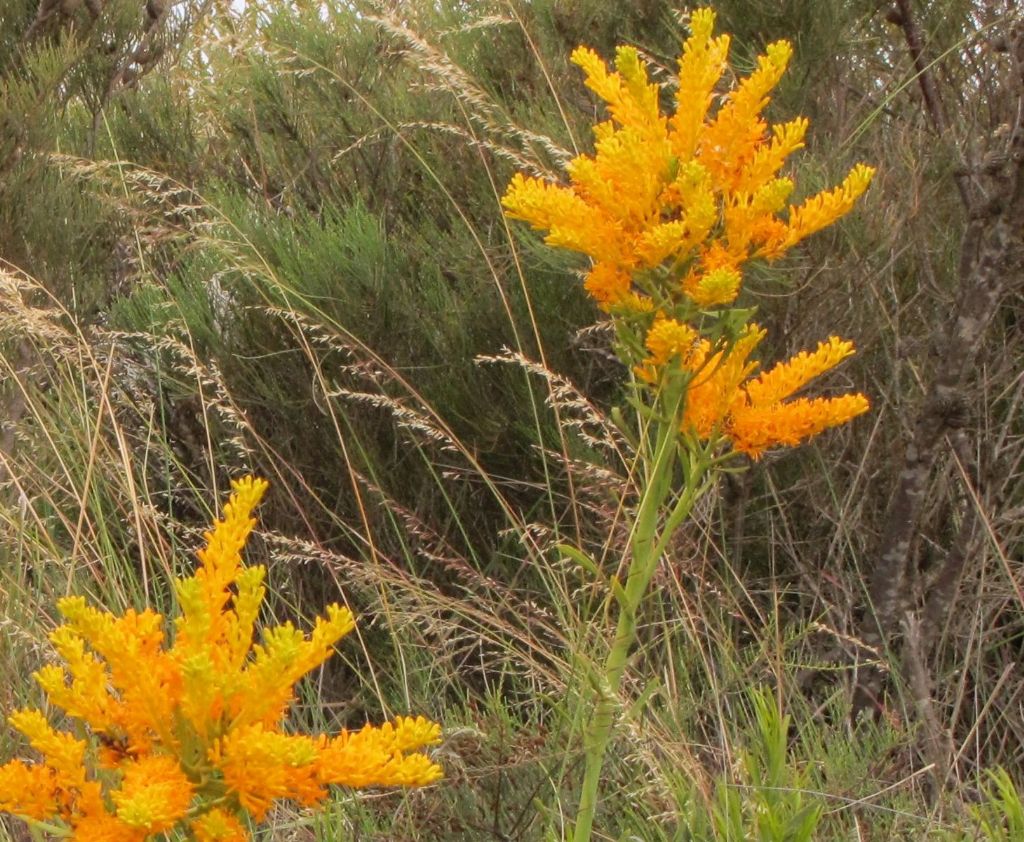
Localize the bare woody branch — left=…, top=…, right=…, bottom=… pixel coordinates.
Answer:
left=854, top=9, right=1024, bottom=717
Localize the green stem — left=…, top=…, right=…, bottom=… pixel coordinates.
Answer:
left=23, top=818, right=71, bottom=839
left=572, top=390, right=710, bottom=842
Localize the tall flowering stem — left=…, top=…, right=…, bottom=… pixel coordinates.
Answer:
left=577, top=374, right=717, bottom=842
left=0, top=477, right=442, bottom=841
left=502, top=10, right=872, bottom=840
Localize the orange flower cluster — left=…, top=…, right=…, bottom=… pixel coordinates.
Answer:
left=0, top=477, right=442, bottom=841
left=639, top=322, right=869, bottom=456
left=503, top=8, right=873, bottom=313
left=503, top=8, right=871, bottom=457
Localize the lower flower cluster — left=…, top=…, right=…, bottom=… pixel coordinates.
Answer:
left=637, top=319, right=869, bottom=457
left=0, top=477, right=442, bottom=841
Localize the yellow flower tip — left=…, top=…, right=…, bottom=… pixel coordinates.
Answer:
left=112, top=755, right=195, bottom=833
left=500, top=172, right=536, bottom=218
left=614, top=45, right=642, bottom=77
left=570, top=45, right=601, bottom=75
left=55, top=594, right=89, bottom=621
left=682, top=242, right=744, bottom=307
left=389, top=753, right=445, bottom=787
left=607, top=292, right=655, bottom=315
left=391, top=715, right=444, bottom=751
left=232, top=474, right=269, bottom=495
left=845, top=163, right=875, bottom=197
left=775, top=117, right=809, bottom=153
left=636, top=220, right=690, bottom=268
left=688, top=7, right=716, bottom=38
left=225, top=475, right=269, bottom=521
left=644, top=317, right=699, bottom=367
left=571, top=45, right=619, bottom=105
left=764, top=39, right=794, bottom=73
left=752, top=177, right=796, bottom=214
left=193, top=808, right=250, bottom=841
left=324, top=602, right=356, bottom=633
left=315, top=715, right=443, bottom=790
left=307, top=602, right=357, bottom=654
left=687, top=266, right=743, bottom=307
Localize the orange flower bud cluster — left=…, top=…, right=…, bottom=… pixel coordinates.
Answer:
left=503, top=9, right=873, bottom=313
left=503, top=8, right=871, bottom=457
left=0, top=477, right=442, bottom=840
left=667, top=330, right=870, bottom=458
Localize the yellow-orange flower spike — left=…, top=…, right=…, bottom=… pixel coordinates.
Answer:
left=744, top=336, right=857, bottom=406
left=317, top=716, right=444, bottom=789
left=210, top=725, right=323, bottom=821
left=502, top=8, right=872, bottom=314
left=729, top=393, right=870, bottom=458
left=7, top=709, right=89, bottom=787
left=711, top=336, right=870, bottom=457
left=0, top=477, right=441, bottom=838
left=764, top=163, right=876, bottom=258
left=671, top=9, right=730, bottom=160
left=671, top=332, right=869, bottom=457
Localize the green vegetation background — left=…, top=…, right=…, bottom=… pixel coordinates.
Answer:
left=1, top=0, right=1022, bottom=839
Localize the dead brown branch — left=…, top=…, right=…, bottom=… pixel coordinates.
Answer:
left=854, top=8, right=1024, bottom=719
